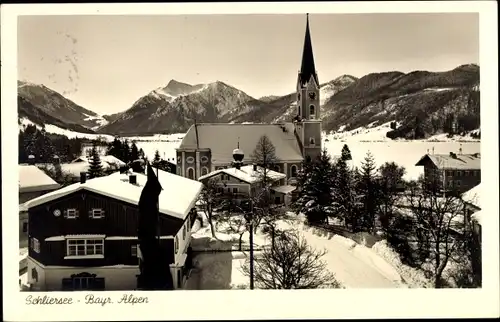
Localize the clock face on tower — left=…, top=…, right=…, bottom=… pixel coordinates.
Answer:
left=309, top=92, right=316, bottom=100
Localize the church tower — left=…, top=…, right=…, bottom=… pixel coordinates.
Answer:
left=294, top=13, right=322, bottom=161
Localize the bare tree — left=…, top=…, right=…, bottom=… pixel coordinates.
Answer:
left=198, top=178, right=224, bottom=238
left=240, top=229, right=341, bottom=289
left=405, top=178, right=466, bottom=288
left=249, top=135, right=282, bottom=245
left=217, top=193, right=252, bottom=251
left=250, top=134, right=280, bottom=189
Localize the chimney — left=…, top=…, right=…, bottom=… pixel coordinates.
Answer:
left=253, top=164, right=257, bottom=171
left=449, top=152, right=457, bottom=159
left=28, top=155, right=36, bottom=165
left=129, top=175, right=137, bottom=185
left=80, top=172, right=87, bottom=184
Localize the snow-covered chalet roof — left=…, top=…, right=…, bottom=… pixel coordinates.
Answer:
left=462, top=183, right=482, bottom=209
left=24, top=168, right=203, bottom=220
left=19, top=165, right=60, bottom=193
left=198, top=165, right=286, bottom=184
left=72, top=155, right=126, bottom=168
left=271, top=185, right=296, bottom=195
left=415, top=153, right=481, bottom=170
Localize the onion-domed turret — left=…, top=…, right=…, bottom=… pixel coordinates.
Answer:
left=232, top=148, right=244, bottom=162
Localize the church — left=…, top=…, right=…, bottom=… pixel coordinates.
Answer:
left=176, top=14, right=322, bottom=184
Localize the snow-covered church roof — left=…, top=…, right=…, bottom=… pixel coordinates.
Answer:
left=24, top=168, right=203, bottom=220
left=19, top=165, right=60, bottom=193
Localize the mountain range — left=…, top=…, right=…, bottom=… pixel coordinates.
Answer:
left=17, top=64, right=480, bottom=139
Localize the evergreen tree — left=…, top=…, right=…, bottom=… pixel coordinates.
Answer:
left=153, top=150, right=161, bottom=166
left=130, top=142, right=140, bottom=161
left=331, top=157, right=360, bottom=229
left=123, top=139, right=131, bottom=163
left=294, top=149, right=335, bottom=225
left=356, top=151, right=380, bottom=232
left=88, top=141, right=104, bottom=179
left=341, top=144, right=352, bottom=161
left=138, top=148, right=145, bottom=159
left=377, top=162, right=406, bottom=235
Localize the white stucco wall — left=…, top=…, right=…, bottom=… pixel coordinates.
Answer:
left=27, top=256, right=187, bottom=291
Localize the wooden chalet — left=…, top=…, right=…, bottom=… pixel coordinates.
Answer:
left=23, top=168, right=203, bottom=291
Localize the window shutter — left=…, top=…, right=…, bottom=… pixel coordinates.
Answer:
left=63, top=210, right=68, bottom=218
left=75, top=210, right=80, bottom=218
left=88, top=210, right=93, bottom=218
left=101, top=210, right=105, bottom=218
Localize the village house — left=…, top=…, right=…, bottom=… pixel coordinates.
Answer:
left=23, top=168, right=203, bottom=291
left=198, top=160, right=293, bottom=206
left=19, top=165, right=61, bottom=247
left=461, top=183, right=482, bottom=285
left=415, top=152, right=481, bottom=194
left=175, top=14, right=322, bottom=184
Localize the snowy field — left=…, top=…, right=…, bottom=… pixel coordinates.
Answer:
left=129, top=135, right=479, bottom=181
left=189, top=212, right=416, bottom=289
left=20, top=118, right=479, bottom=179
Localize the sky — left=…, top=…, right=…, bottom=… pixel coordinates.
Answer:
left=18, top=13, right=479, bottom=115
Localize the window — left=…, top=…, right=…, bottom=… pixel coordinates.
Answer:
left=290, top=165, right=298, bottom=177
left=31, top=238, right=40, bottom=253
left=62, top=273, right=105, bottom=291
left=309, top=137, right=315, bottom=146
left=174, top=236, right=179, bottom=253
left=309, top=105, right=315, bottom=119
left=217, top=187, right=223, bottom=193
left=447, top=180, right=453, bottom=187
left=457, top=170, right=462, bottom=177
left=456, top=180, right=461, bottom=187
left=465, top=170, right=469, bottom=176
left=66, top=239, right=104, bottom=257
left=90, top=208, right=105, bottom=219
left=65, top=208, right=78, bottom=219
left=131, top=245, right=138, bottom=257
left=186, top=156, right=195, bottom=164
left=187, top=168, right=195, bottom=180
left=446, top=170, right=453, bottom=177
left=201, top=156, right=209, bottom=164
left=183, top=225, right=187, bottom=240
left=232, top=187, right=238, bottom=194
left=22, top=222, right=28, bottom=233
left=201, top=167, right=209, bottom=176
left=222, top=174, right=229, bottom=181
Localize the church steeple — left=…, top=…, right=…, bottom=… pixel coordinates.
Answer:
left=299, top=13, right=318, bottom=87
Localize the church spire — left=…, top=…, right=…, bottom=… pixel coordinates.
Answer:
left=299, top=13, right=318, bottom=87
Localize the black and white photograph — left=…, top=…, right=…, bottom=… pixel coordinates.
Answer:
left=2, top=1, right=498, bottom=320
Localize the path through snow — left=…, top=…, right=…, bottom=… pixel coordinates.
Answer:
left=279, top=220, right=408, bottom=288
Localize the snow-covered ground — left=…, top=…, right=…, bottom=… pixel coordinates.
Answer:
left=277, top=217, right=408, bottom=288
left=19, top=117, right=114, bottom=141
left=20, top=119, right=479, bottom=180
left=189, top=212, right=414, bottom=289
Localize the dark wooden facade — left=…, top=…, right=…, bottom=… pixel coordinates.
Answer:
left=28, top=189, right=184, bottom=267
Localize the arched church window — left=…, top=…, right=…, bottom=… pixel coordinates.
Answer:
left=201, top=167, right=209, bottom=176
left=309, top=105, right=315, bottom=119
left=187, top=168, right=195, bottom=180
left=290, top=165, right=298, bottom=178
